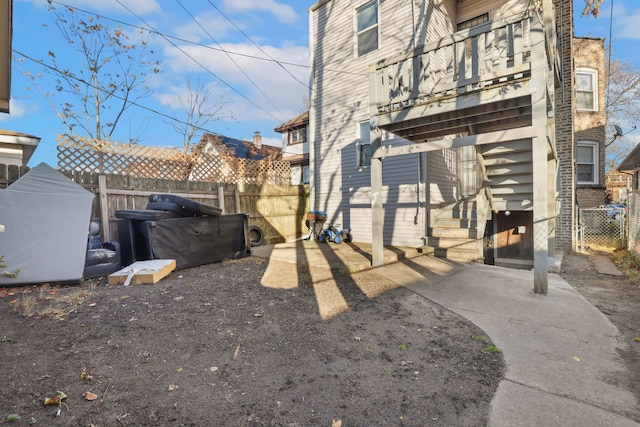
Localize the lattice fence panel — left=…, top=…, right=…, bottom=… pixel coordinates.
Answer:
left=57, top=136, right=291, bottom=184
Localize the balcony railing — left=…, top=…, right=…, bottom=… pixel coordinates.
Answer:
left=371, top=12, right=553, bottom=115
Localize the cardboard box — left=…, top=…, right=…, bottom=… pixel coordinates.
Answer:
left=108, top=259, right=176, bottom=285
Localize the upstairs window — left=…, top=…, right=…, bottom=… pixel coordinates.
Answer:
left=577, top=141, right=599, bottom=185
left=356, top=1, right=378, bottom=57
left=457, top=13, right=489, bottom=31
left=289, top=128, right=306, bottom=144
left=576, top=68, right=598, bottom=111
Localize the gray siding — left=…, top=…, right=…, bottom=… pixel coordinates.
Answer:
left=310, top=0, right=456, bottom=246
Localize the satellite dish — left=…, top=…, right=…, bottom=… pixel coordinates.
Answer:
left=614, top=125, right=623, bottom=137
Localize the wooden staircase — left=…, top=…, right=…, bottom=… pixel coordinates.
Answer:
left=423, top=139, right=535, bottom=262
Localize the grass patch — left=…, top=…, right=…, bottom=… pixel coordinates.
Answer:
left=475, top=335, right=488, bottom=342
left=612, top=249, right=640, bottom=288
left=11, top=285, right=93, bottom=319
left=484, top=345, right=502, bottom=354
left=397, top=343, right=408, bottom=351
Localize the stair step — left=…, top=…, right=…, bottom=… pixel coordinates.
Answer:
left=425, top=237, right=482, bottom=250
left=428, top=227, right=478, bottom=239
left=422, top=246, right=482, bottom=262
left=430, top=217, right=478, bottom=228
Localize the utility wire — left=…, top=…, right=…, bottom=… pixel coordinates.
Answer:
left=113, top=0, right=286, bottom=125
left=46, top=0, right=366, bottom=78
left=206, top=0, right=313, bottom=91
left=175, top=0, right=286, bottom=120
left=13, top=49, right=224, bottom=140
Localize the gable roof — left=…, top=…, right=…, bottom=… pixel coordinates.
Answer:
left=617, top=143, right=640, bottom=172
left=199, top=133, right=281, bottom=160
left=0, top=129, right=41, bottom=165
left=274, top=111, right=309, bottom=133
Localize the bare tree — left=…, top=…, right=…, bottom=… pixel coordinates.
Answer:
left=605, top=59, right=640, bottom=170
left=168, top=77, right=234, bottom=153
left=20, top=3, right=160, bottom=142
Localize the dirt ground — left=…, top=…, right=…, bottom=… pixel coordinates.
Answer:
left=0, top=256, right=504, bottom=427
left=0, top=251, right=638, bottom=426
left=558, top=251, right=640, bottom=410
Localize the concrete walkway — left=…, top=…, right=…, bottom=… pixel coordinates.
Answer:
left=252, top=242, right=640, bottom=426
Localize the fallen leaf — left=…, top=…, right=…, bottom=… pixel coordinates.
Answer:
left=332, top=419, right=342, bottom=427
left=203, top=303, right=211, bottom=306
left=83, top=391, right=98, bottom=401
left=5, top=414, right=20, bottom=422
left=9, top=299, right=17, bottom=304
left=253, top=313, right=263, bottom=317
left=572, top=356, right=581, bottom=362
left=634, top=337, right=640, bottom=342
left=89, top=303, right=97, bottom=307
left=168, top=383, right=178, bottom=391
left=233, top=344, right=241, bottom=360
left=177, top=367, right=183, bottom=372
left=174, top=296, right=183, bottom=301
left=210, top=366, right=219, bottom=372
left=80, top=372, right=93, bottom=381
left=44, top=396, right=60, bottom=406
left=354, top=336, right=361, bottom=341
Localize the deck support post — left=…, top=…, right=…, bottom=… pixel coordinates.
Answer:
left=371, top=125, right=384, bottom=267
left=531, top=21, right=550, bottom=294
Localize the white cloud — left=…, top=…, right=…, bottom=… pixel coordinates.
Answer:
left=161, top=41, right=309, bottom=124
left=19, top=0, right=161, bottom=14
left=613, top=4, right=640, bottom=39
left=221, top=0, right=298, bottom=24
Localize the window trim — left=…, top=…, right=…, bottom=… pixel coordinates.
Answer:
left=356, top=120, right=372, bottom=170
left=576, top=68, right=598, bottom=112
left=577, top=140, right=599, bottom=185
left=289, top=128, right=306, bottom=145
left=355, top=0, right=379, bottom=57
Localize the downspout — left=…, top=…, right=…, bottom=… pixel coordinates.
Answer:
left=308, top=8, right=316, bottom=212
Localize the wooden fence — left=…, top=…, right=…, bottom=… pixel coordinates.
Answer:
left=0, top=164, right=309, bottom=245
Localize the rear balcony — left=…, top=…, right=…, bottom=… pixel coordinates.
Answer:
left=369, top=8, right=560, bottom=145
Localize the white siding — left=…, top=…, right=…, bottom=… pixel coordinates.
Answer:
left=457, top=0, right=529, bottom=23
left=428, top=149, right=459, bottom=206
left=310, top=0, right=456, bottom=246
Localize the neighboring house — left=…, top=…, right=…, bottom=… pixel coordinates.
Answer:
left=617, top=144, right=640, bottom=192
left=0, top=129, right=40, bottom=166
left=308, top=0, right=579, bottom=292
left=574, top=37, right=607, bottom=209
left=189, top=131, right=285, bottom=184
left=605, top=170, right=631, bottom=203
left=275, top=111, right=310, bottom=185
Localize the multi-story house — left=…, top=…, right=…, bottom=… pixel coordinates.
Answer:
left=275, top=111, right=310, bottom=185
left=308, top=0, right=577, bottom=293
left=574, top=37, right=607, bottom=210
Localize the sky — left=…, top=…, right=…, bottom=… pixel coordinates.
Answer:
left=1, top=0, right=312, bottom=166
left=1, top=0, right=640, bottom=168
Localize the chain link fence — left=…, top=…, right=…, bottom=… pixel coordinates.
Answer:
left=628, top=190, right=640, bottom=256
left=577, top=206, right=626, bottom=253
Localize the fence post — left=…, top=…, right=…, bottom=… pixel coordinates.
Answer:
left=217, top=186, right=225, bottom=214
left=98, top=175, right=111, bottom=241
left=234, top=185, right=241, bottom=214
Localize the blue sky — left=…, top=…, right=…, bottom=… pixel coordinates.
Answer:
left=1, top=0, right=639, bottom=167
left=2, top=0, right=311, bottom=166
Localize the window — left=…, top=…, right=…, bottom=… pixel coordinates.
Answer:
left=577, top=141, right=598, bottom=184
left=289, top=128, right=306, bottom=144
left=302, top=165, right=310, bottom=184
left=576, top=68, right=598, bottom=111
left=356, top=121, right=372, bottom=170
left=356, top=1, right=378, bottom=57
left=457, top=13, right=489, bottom=31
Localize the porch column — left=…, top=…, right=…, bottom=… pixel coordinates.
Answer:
left=370, top=125, right=384, bottom=267
left=531, top=21, right=549, bottom=294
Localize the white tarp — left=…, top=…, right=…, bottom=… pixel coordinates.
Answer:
left=0, top=163, right=94, bottom=285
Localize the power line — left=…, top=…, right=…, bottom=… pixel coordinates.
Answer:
left=13, top=49, right=224, bottom=141
left=174, top=0, right=286, bottom=119
left=113, top=0, right=288, bottom=125
left=45, top=0, right=366, bottom=78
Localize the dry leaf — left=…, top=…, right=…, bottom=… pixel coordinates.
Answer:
left=634, top=337, right=640, bottom=342
left=572, top=356, right=581, bottom=362
left=168, top=383, right=178, bottom=391
left=80, top=372, right=93, bottom=381
left=44, top=396, right=60, bottom=406
left=354, top=336, right=361, bottom=341
left=233, top=344, right=241, bottom=360
left=83, top=391, right=98, bottom=401
left=253, top=313, right=263, bottom=317
left=332, top=419, right=343, bottom=427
